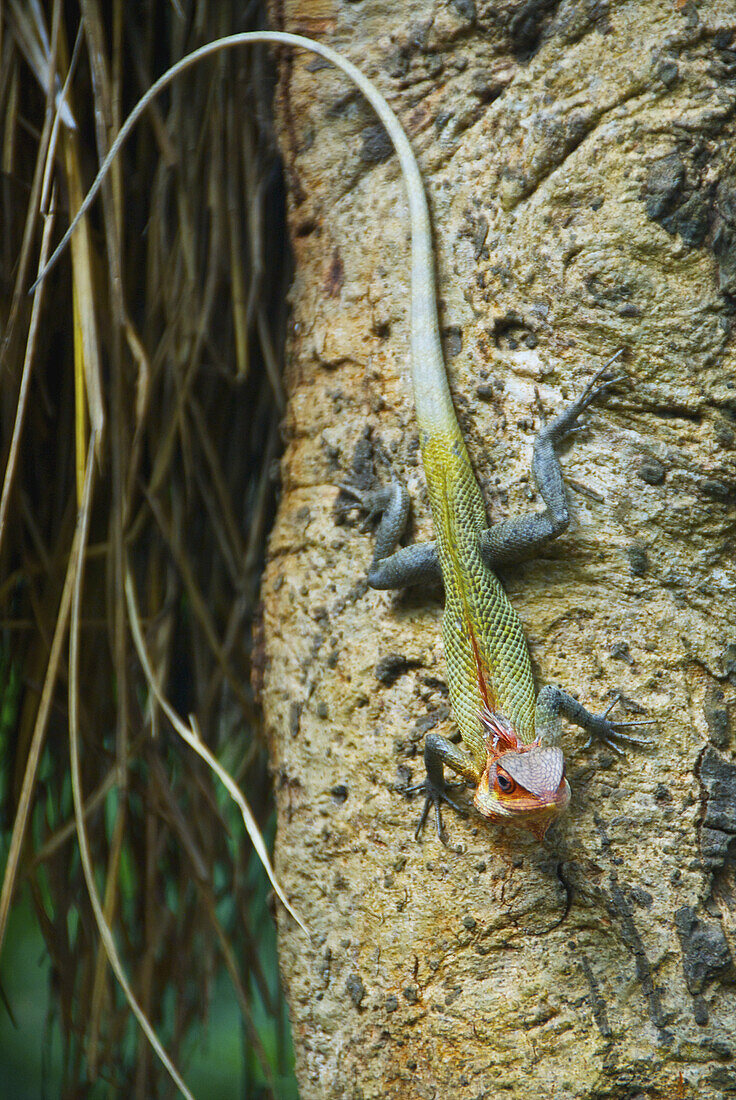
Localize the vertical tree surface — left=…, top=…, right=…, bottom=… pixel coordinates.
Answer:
left=261, top=2, right=736, bottom=1096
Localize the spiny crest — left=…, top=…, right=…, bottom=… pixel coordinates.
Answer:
left=479, top=701, right=518, bottom=753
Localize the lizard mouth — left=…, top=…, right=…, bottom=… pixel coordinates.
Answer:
left=473, top=747, right=570, bottom=839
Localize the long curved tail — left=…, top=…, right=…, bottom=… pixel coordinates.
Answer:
left=33, top=31, right=457, bottom=434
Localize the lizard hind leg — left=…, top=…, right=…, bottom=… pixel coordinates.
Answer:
left=338, top=481, right=442, bottom=590
left=479, top=351, right=627, bottom=570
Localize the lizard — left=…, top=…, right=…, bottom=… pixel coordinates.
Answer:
left=34, top=30, right=650, bottom=845
left=343, top=357, right=649, bottom=843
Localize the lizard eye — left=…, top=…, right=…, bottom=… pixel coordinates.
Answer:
left=496, top=771, right=516, bottom=794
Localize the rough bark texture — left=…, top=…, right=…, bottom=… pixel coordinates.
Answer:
left=261, top=2, right=736, bottom=1097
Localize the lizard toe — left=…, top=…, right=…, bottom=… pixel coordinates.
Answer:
left=583, top=715, right=656, bottom=753
left=405, top=779, right=466, bottom=843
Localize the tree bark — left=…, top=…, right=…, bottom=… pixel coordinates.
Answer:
left=262, top=2, right=736, bottom=1096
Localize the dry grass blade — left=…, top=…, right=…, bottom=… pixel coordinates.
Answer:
left=26, top=760, right=120, bottom=868
left=0, top=482, right=76, bottom=957
left=203, top=893, right=279, bottom=1093
left=226, top=99, right=249, bottom=379
left=144, top=489, right=254, bottom=716
left=0, top=0, right=61, bottom=368
left=0, top=187, right=56, bottom=555
left=125, top=569, right=310, bottom=939
left=188, top=397, right=244, bottom=584
left=7, top=0, right=75, bottom=128
left=3, top=5, right=295, bottom=1090
left=0, top=155, right=73, bottom=953
left=69, top=440, right=194, bottom=1100
left=39, top=22, right=83, bottom=213
left=86, top=778, right=127, bottom=1076
left=62, top=123, right=105, bottom=474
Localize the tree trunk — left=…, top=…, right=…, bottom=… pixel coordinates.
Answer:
left=261, top=2, right=736, bottom=1096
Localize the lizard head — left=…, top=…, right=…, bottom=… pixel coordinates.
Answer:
left=473, top=746, right=570, bottom=840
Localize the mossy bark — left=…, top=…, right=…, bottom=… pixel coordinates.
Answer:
left=262, top=2, right=736, bottom=1096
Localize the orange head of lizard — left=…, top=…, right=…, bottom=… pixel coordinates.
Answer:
left=473, top=745, right=570, bottom=840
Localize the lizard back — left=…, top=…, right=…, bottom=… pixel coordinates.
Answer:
left=421, top=426, right=537, bottom=766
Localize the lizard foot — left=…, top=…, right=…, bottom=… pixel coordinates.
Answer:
left=583, top=695, right=656, bottom=755
left=541, top=349, right=628, bottom=444
left=337, top=481, right=406, bottom=530
left=404, top=779, right=466, bottom=844
left=573, top=347, right=628, bottom=409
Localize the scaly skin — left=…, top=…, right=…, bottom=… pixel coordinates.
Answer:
left=421, top=428, right=536, bottom=763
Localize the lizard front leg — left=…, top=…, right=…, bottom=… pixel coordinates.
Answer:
left=408, top=733, right=481, bottom=843
left=339, top=482, right=442, bottom=589
left=534, top=684, right=652, bottom=752
left=479, top=356, right=624, bottom=569
left=341, top=485, right=466, bottom=840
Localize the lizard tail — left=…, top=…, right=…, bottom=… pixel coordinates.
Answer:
left=31, top=31, right=458, bottom=436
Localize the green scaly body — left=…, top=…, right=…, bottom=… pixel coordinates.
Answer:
left=421, top=428, right=536, bottom=771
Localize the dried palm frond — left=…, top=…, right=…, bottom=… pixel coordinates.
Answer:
left=0, top=2, right=295, bottom=1095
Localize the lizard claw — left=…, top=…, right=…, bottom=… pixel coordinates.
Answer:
left=337, top=482, right=380, bottom=525
left=404, top=779, right=466, bottom=844
left=337, top=481, right=407, bottom=529
left=583, top=695, right=657, bottom=753
left=337, top=481, right=369, bottom=503
left=574, top=348, right=629, bottom=408
left=541, top=350, right=630, bottom=444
